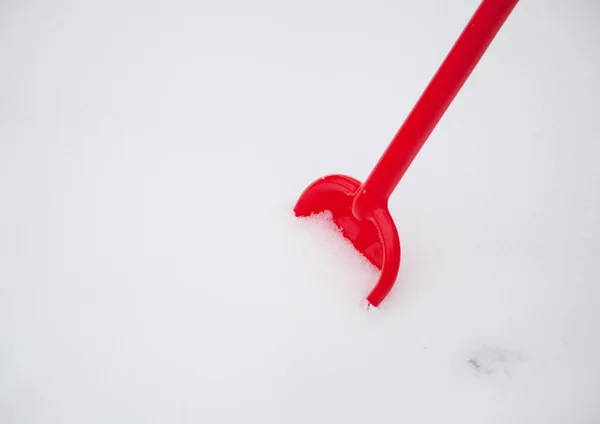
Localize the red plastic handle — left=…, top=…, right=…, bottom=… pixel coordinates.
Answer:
left=353, top=0, right=519, bottom=220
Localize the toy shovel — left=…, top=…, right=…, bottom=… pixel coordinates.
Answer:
left=294, top=0, right=519, bottom=307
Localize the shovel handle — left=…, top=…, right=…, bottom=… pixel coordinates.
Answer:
left=352, top=0, right=518, bottom=220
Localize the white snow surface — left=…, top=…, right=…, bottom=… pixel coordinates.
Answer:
left=1, top=0, right=600, bottom=422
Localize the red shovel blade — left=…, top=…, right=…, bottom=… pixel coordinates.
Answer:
left=294, top=175, right=400, bottom=307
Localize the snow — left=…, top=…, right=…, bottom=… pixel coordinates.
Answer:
left=1, top=0, right=599, bottom=422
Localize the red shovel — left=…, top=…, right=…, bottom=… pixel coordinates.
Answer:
left=294, top=0, right=519, bottom=307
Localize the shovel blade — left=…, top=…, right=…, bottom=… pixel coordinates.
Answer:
left=294, top=174, right=400, bottom=306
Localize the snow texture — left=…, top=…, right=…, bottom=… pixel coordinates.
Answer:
left=1, top=0, right=599, bottom=423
